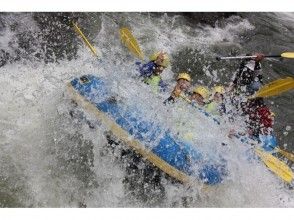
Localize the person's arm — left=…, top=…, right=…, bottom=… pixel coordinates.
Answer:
left=229, top=60, right=246, bottom=90
left=158, top=79, right=168, bottom=92
left=245, top=53, right=264, bottom=71
left=229, top=72, right=240, bottom=91
left=163, top=85, right=180, bottom=104
left=163, top=96, right=175, bottom=105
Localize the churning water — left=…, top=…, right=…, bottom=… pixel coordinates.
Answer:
left=0, top=12, right=293, bottom=207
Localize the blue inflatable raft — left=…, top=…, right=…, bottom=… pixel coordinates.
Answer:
left=67, top=74, right=227, bottom=185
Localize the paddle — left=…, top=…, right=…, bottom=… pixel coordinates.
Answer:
left=216, top=52, right=294, bottom=61
left=119, top=27, right=144, bottom=60
left=276, top=148, right=294, bottom=163
left=72, top=21, right=99, bottom=58
left=251, top=77, right=294, bottom=98
left=235, top=133, right=294, bottom=183
left=255, top=148, right=293, bottom=183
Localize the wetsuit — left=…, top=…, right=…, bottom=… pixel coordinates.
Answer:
left=231, top=59, right=263, bottom=96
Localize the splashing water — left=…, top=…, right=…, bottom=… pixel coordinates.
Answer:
left=0, top=12, right=293, bottom=207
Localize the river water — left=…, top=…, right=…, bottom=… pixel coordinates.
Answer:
left=0, top=12, right=293, bottom=207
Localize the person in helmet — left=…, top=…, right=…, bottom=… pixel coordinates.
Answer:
left=205, top=85, right=226, bottom=116
left=229, top=97, right=277, bottom=150
left=164, top=72, right=191, bottom=104
left=226, top=53, right=265, bottom=122
left=137, top=51, right=170, bottom=92
left=229, top=53, right=265, bottom=97
left=242, top=97, right=275, bottom=139
left=247, top=98, right=277, bottom=151
left=190, top=86, right=210, bottom=107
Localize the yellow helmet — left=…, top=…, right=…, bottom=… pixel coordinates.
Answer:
left=149, top=51, right=170, bottom=67
left=177, top=72, right=192, bottom=82
left=193, top=86, right=210, bottom=99
left=213, top=85, right=225, bottom=95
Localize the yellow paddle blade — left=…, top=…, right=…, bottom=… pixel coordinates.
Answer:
left=72, top=21, right=98, bottom=57
left=253, top=77, right=294, bottom=98
left=281, top=52, right=294, bottom=59
left=120, top=27, right=144, bottom=60
left=255, top=148, right=294, bottom=183
left=277, top=148, right=294, bottom=162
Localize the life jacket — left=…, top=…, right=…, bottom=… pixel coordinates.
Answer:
left=256, top=106, right=273, bottom=129
left=139, top=61, right=158, bottom=77
left=205, top=101, right=226, bottom=116
left=144, top=74, right=161, bottom=86
left=247, top=105, right=273, bottom=137
left=205, top=102, right=219, bottom=116
left=144, top=75, right=162, bottom=93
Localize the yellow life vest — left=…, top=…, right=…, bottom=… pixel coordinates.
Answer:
left=144, top=75, right=161, bottom=93
left=205, top=101, right=219, bottom=116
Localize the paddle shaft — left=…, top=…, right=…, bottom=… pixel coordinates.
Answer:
left=72, top=22, right=98, bottom=58
left=216, top=55, right=281, bottom=60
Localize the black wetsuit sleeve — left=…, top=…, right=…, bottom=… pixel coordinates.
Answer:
left=163, top=96, right=175, bottom=105
left=254, top=61, right=261, bottom=70
left=231, top=60, right=246, bottom=87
